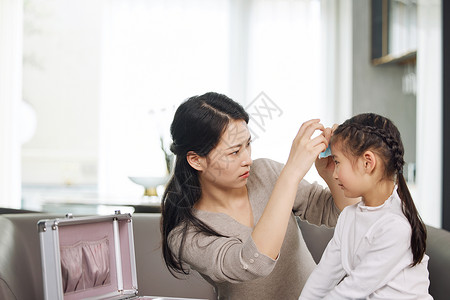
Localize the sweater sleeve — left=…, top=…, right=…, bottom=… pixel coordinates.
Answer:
left=168, top=226, right=277, bottom=283
left=258, top=158, right=340, bottom=227
left=324, top=216, right=413, bottom=300
left=299, top=210, right=347, bottom=300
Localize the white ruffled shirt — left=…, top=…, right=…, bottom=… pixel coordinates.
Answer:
left=299, top=187, right=432, bottom=300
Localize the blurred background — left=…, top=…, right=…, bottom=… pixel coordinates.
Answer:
left=1, top=0, right=447, bottom=228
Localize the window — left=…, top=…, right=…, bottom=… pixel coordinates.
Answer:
left=20, top=0, right=331, bottom=210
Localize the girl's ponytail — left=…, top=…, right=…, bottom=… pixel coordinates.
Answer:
left=396, top=171, right=427, bottom=266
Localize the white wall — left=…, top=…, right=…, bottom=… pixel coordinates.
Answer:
left=415, top=0, right=442, bottom=227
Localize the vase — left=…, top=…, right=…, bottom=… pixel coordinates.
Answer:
left=128, top=175, right=170, bottom=197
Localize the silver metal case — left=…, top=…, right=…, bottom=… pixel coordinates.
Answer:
left=38, top=212, right=140, bottom=300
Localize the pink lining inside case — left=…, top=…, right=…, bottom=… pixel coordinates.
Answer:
left=58, top=219, right=134, bottom=299
left=60, top=237, right=110, bottom=293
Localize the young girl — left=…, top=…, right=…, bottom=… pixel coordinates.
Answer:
left=160, top=92, right=358, bottom=299
left=299, top=113, right=432, bottom=299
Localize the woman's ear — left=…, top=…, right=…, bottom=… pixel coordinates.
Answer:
left=186, top=151, right=204, bottom=171
left=362, top=150, right=377, bottom=174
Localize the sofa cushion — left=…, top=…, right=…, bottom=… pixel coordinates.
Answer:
left=132, top=213, right=216, bottom=298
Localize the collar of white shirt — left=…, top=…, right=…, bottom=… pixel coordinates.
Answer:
left=357, top=185, right=399, bottom=212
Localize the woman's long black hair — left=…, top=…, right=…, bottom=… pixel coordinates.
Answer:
left=161, top=92, right=249, bottom=276
left=331, top=113, right=426, bottom=266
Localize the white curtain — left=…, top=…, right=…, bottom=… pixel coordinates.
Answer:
left=0, top=0, right=23, bottom=207
left=99, top=0, right=330, bottom=197
left=244, top=0, right=325, bottom=164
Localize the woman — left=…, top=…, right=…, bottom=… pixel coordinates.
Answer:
left=161, top=92, right=357, bottom=299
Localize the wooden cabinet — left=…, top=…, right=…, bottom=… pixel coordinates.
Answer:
left=371, top=0, right=417, bottom=65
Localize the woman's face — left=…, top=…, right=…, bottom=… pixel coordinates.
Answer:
left=199, top=119, right=252, bottom=190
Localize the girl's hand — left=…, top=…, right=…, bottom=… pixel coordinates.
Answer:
left=285, top=119, right=328, bottom=181
left=315, top=124, right=337, bottom=180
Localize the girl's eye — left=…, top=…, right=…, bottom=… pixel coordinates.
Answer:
left=334, top=160, right=339, bottom=165
left=231, top=149, right=239, bottom=155
left=247, top=139, right=253, bottom=147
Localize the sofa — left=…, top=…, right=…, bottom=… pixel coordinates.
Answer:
left=0, top=212, right=448, bottom=300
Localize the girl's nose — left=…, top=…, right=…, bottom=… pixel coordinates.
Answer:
left=332, top=167, right=338, bottom=180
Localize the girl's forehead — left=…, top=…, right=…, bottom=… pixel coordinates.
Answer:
left=330, top=141, right=342, bottom=153
left=330, top=143, right=349, bottom=160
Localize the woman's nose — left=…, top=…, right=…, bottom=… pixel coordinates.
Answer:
left=242, top=158, right=253, bottom=167
left=241, top=148, right=252, bottom=166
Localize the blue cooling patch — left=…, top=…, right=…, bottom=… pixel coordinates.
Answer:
left=318, top=145, right=332, bottom=159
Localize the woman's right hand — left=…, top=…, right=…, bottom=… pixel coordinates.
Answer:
left=284, top=119, right=328, bottom=181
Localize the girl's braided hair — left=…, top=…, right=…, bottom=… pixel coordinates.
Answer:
left=331, top=113, right=426, bottom=266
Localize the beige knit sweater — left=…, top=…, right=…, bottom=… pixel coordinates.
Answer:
left=168, top=158, right=339, bottom=300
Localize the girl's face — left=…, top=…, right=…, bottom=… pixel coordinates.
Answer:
left=199, top=119, right=252, bottom=189
left=331, top=143, right=367, bottom=198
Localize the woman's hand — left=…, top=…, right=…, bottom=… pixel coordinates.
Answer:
left=284, top=119, right=328, bottom=182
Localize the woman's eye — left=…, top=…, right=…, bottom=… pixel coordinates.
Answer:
left=334, top=160, right=339, bottom=165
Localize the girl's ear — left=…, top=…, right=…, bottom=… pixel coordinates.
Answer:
left=186, top=151, right=204, bottom=171
left=362, top=150, right=377, bottom=174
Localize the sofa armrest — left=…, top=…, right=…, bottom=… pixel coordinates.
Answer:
left=426, top=225, right=450, bottom=300
left=0, top=279, right=15, bottom=300
left=0, top=213, right=61, bottom=300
